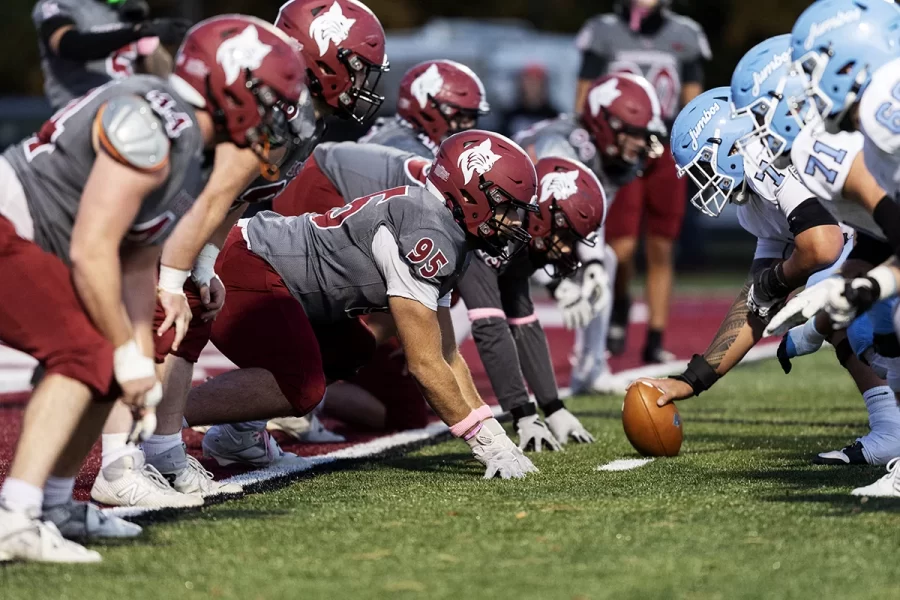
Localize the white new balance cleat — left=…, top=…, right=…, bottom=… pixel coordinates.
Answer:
left=589, top=371, right=628, bottom=396
left=267, top=415, right=346, bottom=443
left=43, top=501, right=142, bottom=540
left=147, top=444, right=242, bottom=498
left=203, top=425, right=309, bottom=468
left=0, top=505, right=101, bottom=564
left=851, top=457, right=900, bottom=498
left=91, top=455, right=204, bottom=509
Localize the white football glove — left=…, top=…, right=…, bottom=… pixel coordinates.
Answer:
left=515, top=414, right=562, bottom=452
left=554, top=262, right=610, bottom=330
left=764, top=277, right=843, bottom=337
left=545, top=408, right=595, bottom=445
left=190, top=244, right=220, bottom=289
left=466, top=418, right=538, bottom=479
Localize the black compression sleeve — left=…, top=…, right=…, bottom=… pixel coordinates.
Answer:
left=39, top=16, right=76, bottom=48
left=578, top=50, right=608, bottom=81
left=54, top=24, right=142, bottom=62
left=873, top=196, right=900, bottom=260
left=787, top=197, right=839, bottom=236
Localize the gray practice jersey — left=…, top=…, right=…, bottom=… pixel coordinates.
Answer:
left=576, top=10, right=711, bottom=119
left=514, top=115, right=625, bottom=199
left=33, top=0, right=142, bottom=110
left=314, top=141, right=431, bottom=203
left=359, top=115, right=437, bottom=158
left=3, top=75, right=204, bottom=262
left=246, top=186, right=469, bottom=323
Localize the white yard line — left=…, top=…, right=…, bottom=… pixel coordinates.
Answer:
left=596, top=458, right=655, bottom=471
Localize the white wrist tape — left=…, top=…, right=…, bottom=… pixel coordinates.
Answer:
left=113, top=340, right=156, bottom=384
left=191, top=244, right=220, bottom=288
left=868, top=266, right=899, bottom=301
left=158, top=265, right=190, bottom=294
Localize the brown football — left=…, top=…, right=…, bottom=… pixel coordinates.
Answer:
left=622, top=381, right=683, bottom=457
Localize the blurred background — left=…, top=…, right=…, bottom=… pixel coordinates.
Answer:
left=0, top=0, right=819, bottom=269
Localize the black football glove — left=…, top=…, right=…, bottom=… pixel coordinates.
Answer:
left=136, top=18, right=192, bottom=45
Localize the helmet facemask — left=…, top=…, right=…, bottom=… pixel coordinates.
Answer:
left=335, top=50, right=389, bottom=124
left=678, top=142, right=742, bottom=218
left=472, top=183, right=537, bottom=260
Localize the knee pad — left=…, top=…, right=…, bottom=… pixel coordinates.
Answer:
left=847, top=313, right=875, bottom=358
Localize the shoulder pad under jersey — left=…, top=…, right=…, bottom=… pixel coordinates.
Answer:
left=790, top=128, right=863, bottom=203
left=97, top=95, right=170, bottom=172
left=859, top=58, right=900, bottom=155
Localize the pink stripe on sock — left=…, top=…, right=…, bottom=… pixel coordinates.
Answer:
left=468, top=308, right=506, bottom=322
left=507, top=314, right=538, bottom=326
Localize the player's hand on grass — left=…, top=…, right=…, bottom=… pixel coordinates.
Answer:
left=467, top=418, right=538, bottom=479
left=516, top=414, right=562, bottom=452
left=199, top=276, right=225, bottom=321
left=628, top=377, right=693, bottom=406
left=157, top=288, right=192, bottom=350
left=545, top=409, right=595, bottom=445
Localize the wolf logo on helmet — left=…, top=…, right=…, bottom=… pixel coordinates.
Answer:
left=410, top=63, right=444, bottom=110
left=588, top=78, right=623, bottom=116
left=539, top=170, right=580, bottom=203
left=216, top=25, right=273, bottom=85
left=309, top=1, right=356, bottom=56
left=458, top=138, right=501, bottom=184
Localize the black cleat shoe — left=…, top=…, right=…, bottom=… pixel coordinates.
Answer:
left=607, top=325, right=627, bottom=356
left=813, top=441, right=869, bottom=465
left=642, top=346, right=676, bottom=364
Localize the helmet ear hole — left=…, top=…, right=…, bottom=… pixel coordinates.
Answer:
left=460, top=189, right=478, bottom=205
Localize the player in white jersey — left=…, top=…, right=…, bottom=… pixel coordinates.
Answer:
left=631, top=89, right=847, bottom=407
left=724, top=32, right=900, bottom=469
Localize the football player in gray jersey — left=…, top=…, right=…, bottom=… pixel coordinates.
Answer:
left=33, top=0, right=191, bottom=110
left=106, top=0, right=388, bottom=507
left=0, top=15, right=307, bottom=562
left=575, top=0, right=711, bottom=365
left=457, top=157, right=607, bottom=451
left=183, top=130, right=541, bottom=480
left=360, top=59, right=490, bottom=158
left=515, top=73, right=666, bottom=394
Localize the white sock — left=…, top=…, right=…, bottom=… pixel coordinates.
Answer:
left=182, top=416, right=190, bottom=429
left=858, top=386, right=900, bottom=464
left=0, top=478, right=44, bottom=515
left=785, top=317, right=826, bottom=357
left=101, top=433, right=140, bottom=470
left=43, top=476, right=76, bottom=508
left=141, top=432, right=183, bottom=459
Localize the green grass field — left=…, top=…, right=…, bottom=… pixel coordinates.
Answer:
left=3, top=351, right=899, bottom=600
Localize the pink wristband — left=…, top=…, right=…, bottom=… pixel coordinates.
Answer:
left=474, top=405, right=493, bottom=421
left=463, top=423, right=483, bottom=441
left=449, top=409, right=481, bottom=438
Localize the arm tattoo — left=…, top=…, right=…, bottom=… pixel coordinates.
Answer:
left=703, top=259, right=777, bottom=369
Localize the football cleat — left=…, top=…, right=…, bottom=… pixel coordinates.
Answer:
left=642, top=346, right=676, bottom=365
left=814, top=441, right=868, bottom=465
left=202, top=424, right=309, bottom=468
left=147, top=444, right=243, bottom=498
left=91, top=455, right=203, bottom=509
left=0, top=504, right=101, bottom=563
left=587, top=371, right=628, bottom=396
left=851, top=457, right=900, bottom=498
left=43, top=500, right=142, bottom=540
left=607, top=324, right=627, bottom=356
left=267, top=415, right=346, bottom=443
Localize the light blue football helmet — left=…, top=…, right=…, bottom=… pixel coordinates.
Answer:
left=790, top=0, right=900, bottom=127
left=731, top=34, right=811, bottom=164
left=671, top=87, right=755, bottom=217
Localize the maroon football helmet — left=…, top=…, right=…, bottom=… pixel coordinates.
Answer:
left=580, top=73, right=666, bottom=168
left=275, top=0, right=388, bottom=124
left=172, top=15, right=307, bottom=158
left=397, top=60, right=490, bottom=146
left=428, top=130, right=538, bottom=258
left=528, top=156, right=608, bottom=276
